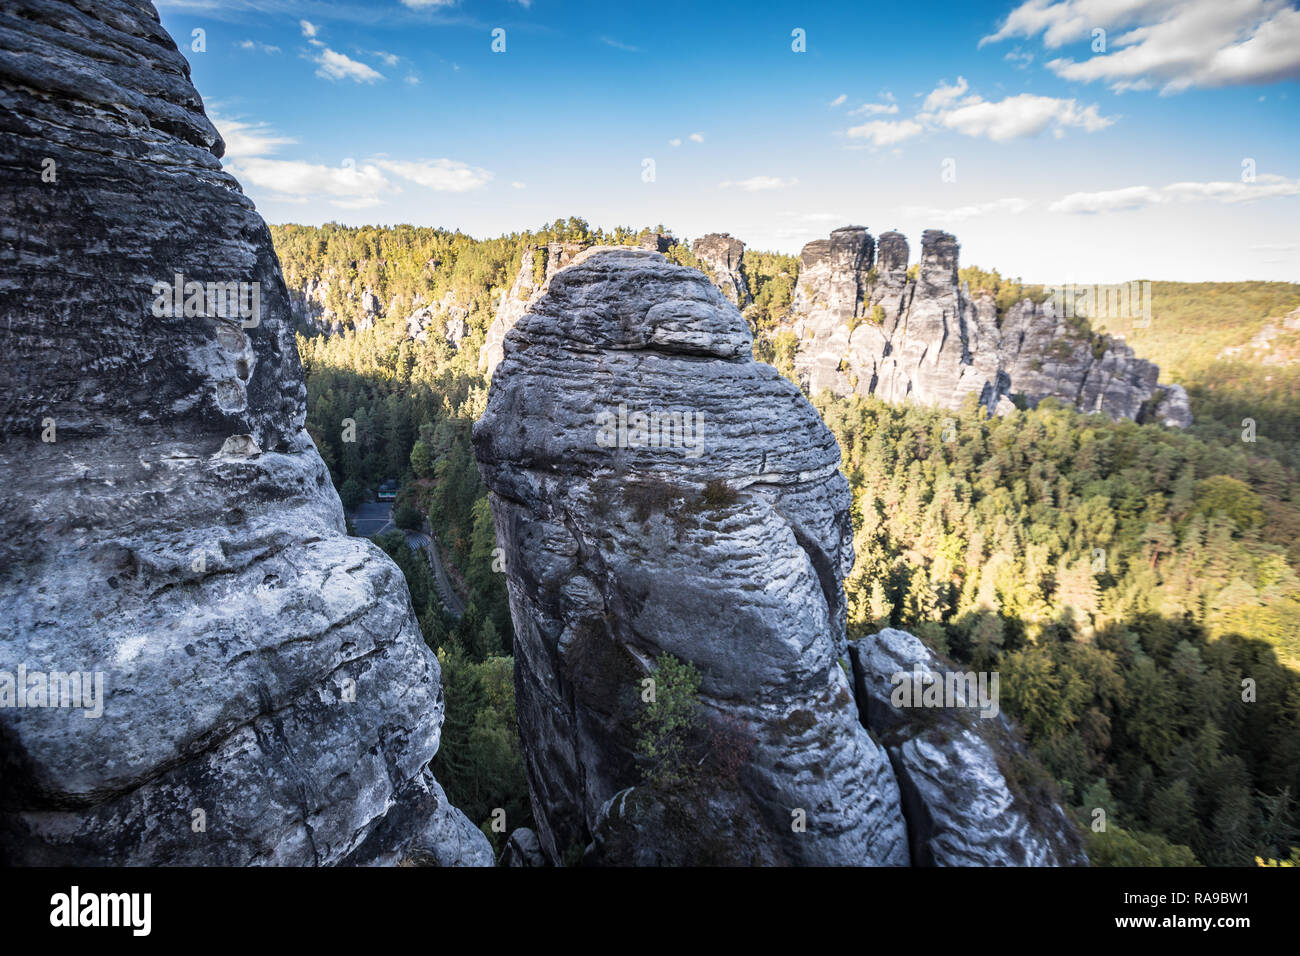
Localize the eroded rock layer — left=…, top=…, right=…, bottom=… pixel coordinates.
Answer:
left=0, top=0, right=489, bottom=866
left=474, top=249, right=909, bottom=865
left=789, top=226, right=1191, bottom=426
left=850, top=630, right=1087, bottom=866
left=475, top=249, right=1089, bottom=867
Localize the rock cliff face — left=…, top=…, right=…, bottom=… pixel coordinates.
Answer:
left=0, top=0, right=489, bottom=867
left=480, top=240, right=593, bottom=376
left=692, top=233, right=750, bottom=307
left=473, top=249, right=1085, bottom=866
left=788, top=227, right=1191, bottom=426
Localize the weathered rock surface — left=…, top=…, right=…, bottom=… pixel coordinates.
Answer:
left=0, top=0, right=489, bottom=867
left=849, top=630, right=1087, bottom=866
left=788, top=226, right=1190, bottom=426
left=474, top=250, right=1088, bottom=866
left=692, top=233, right=750, bottom=307
left=480, top=240, right=593, bottom=376
left=498, top=827, right=547, bottom=866
left=474, top=249, right=909, bottom=865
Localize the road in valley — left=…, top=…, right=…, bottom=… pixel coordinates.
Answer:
left=347, top=501, right=465, bottom=619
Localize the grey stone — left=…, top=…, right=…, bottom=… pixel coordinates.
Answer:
left=692, top=232, right=750, bottom=307
left=849, top=629, right=1088, bottom=866
left=0, top=0, right=489, bottom=868
left=474, top=248, right=911, bottom=866
left=788, top=226, right=1190, bottom=426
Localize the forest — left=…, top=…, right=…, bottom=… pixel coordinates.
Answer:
left=273, top=220, right=1300, bottom=865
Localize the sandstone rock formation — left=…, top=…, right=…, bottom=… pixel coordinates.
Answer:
left=480, top=240, right=593, bottom=376
left=692, top=233, right=750, bottom=307
left=850, top=630, right=1087, bottom=866
left=473, top=249, right=1084, bottom=866
left=0, top=0, right=489, bottom=867
left=788, top=226, right=1191, bottom=427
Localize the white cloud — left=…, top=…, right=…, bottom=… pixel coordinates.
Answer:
left=829, top=93, right=847, bottom=107
left=401, top=0, right=458, bottom=7
left=719, top=176, right=799, bottom=191
left=1049, top=185, right=1162, bottom=213
left=373, top=158, right=492, bottom=192
left=601, top=36, right=641, bottom=52
left=903, top=197, right=1033, bottom=222
left=404, top=74, right=420, bottom=86
left=849, top=101, right=899, bottom=115
left=845, top=118, right=924, bottom=146
left=299, top=19, right=317, bottom=38
left=211, top=115, right=296, bottom=160
left=230, top=157, right=393, bottom=208
left=668, top=138, right=682, bottom=147
left=213, top=114, right=492, bottom=207
left=921, top=76, right=970, bottom=112
left=983, top=0, right=1300, bottom=93
left=689, top=132, right=705, bottom=143
left=315, top=48, right=384, bottom=83
left=930, top=93, right=1115, bottom=141
left=842, top=78, right=1113, bottom=147
left=1004, top=48, right=1034, bottom=68
left=511, top=181, right=526, bottom=189
left=238, top=40, right=280, bottom=54
left=1049, top=175, right=1300, bottom=213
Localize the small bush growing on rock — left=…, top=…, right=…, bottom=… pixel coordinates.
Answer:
left=634, top=653, right=703, bottom=789
left=706, top=713, right=757, bottom=786
left=697, top=479, right=739, bottom=511
left=623, top=478, right=681, bottom=522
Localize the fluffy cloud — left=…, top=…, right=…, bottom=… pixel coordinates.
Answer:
left=689, top=132, right=705, bottom=143
left=849, top=101, right=899, bottom=115
left=829, top=93, right=847, bottom=107
left=214, top=115, right=491, bottom=208
left=921, top=76, right=969, bottom=112
left=299, top=20, right=317, bottom=38
left=845, top=118, right=925, bottom=146
left=719, top=176, right=799, bottom=191
left=232, top=157, right=393, bottom=207
left=315, top=48, right=384, bottom=83
left=983, top=0, right=1300, bottom=93
left=212, top=115, right=296, bottom=160
left=902, top=197, right=1032, bottom=222
left=1050, top=175, right=1300, bottom=213
left=930, top=93, right=1115, bottom=141
left=373, top=158, right=492, bottom=192
left=843, top=78, right=1113, bottom=147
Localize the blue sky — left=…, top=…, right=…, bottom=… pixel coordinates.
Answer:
left=156, top=0, right=1300, bottom=282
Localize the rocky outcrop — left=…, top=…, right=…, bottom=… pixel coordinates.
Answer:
left=0, top=0, right=489, bottom=867
left=480, top=240, right=592, bottom=376
left=692, top=233, right=750, bottom=307
left=850, top=630, right=1087, bottom=866
left=473, top=249, right=1084, bottom=866
left=637, top=231, right=677, bottom=253
left=788, top=226, right=1190, bottom=426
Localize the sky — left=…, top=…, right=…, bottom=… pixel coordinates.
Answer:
left=155, top=0, right=1300, bottom=283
